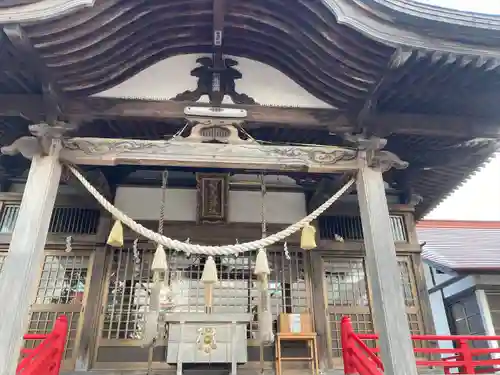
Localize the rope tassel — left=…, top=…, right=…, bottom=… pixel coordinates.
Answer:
left=300, top=223, right=317, bottom=250
left=254, top=248, right=270, bottom=276
left=151, top=244, right=168, bottom=272
left=201, top=256, right=218, bottom=312
left=201, top=256, right=218, bottom=284
left=107, top=220, right=124, bottom=248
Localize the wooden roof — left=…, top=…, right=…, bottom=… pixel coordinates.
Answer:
left=0, top=0, right=499, bottom=218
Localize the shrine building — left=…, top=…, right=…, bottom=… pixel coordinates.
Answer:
left=0, top=1, right=499, bottom=375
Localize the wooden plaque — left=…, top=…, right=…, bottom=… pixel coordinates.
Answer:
left=196, top=173, right=229, bottom=224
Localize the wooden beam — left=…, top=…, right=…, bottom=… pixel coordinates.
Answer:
left=64, top=98, right=500, bottom=138
left=0, top=95, right=498, bottom=138
left=365, top=112, right=500, bottom=138
left=58, top=137, right=359, bottom=173
left=3, top=25, right=63, bottom=122
left=65, top=97, right=354, bottom=129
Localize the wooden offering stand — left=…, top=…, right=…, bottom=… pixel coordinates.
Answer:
left=275, top=313, right=319, bottom=375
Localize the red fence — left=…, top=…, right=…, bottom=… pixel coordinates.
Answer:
left=16, top=315, right=68, bottom=375
left=341, top=316, right=500, bottom=375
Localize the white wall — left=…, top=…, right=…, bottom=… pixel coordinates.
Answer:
left=114, top=187, right=198, bottom=222
left=94, top=54, right=333, bottom=108
left=114, top=186, right=306, bottom=224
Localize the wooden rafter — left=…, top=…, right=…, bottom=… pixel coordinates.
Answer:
left=3, top=24, right=63, bottom=122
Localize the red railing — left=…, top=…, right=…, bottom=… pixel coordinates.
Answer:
left=16, top=315, right=68, bottom=375
left=341, top=316, right=500, bottom=375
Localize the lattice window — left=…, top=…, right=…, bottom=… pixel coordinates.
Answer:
left=101, top=247, right=310, bottom=341
left=399, top=259, right=417, bottom=308
left=318, top=215, right=408, bottom=242
left=324, top=258, right=373, bottom=357
left=35, top=255, right=89, bottom=304
left=0, top=204, right=18, bottom=233
left=0, top=204, right=100, bottom=235
left=102, top=248, right=154, bottom=340
left=26, top=253, right=90, bottom=364
left=325, top=259, right=369, bottom=308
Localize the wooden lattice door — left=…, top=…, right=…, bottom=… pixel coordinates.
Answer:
left=322, top=255, right=424, bottom=363
left=323, top=257, right=373, bottom=361
left=26, top=250, right=93, bottom=370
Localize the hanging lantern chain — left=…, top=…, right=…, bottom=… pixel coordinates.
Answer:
left=159, top=170, right=168, bottom=235
left=260, top=173, right=267, bottom=239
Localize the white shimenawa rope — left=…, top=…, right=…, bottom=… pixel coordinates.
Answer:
left=67, top=164, right=354, bottom=255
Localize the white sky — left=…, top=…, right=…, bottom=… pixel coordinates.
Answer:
left=425, top=153, right=500, bottom=220
left=415, top=0, right=500, bottom=14
left=412, top=1, right=500, bottom=221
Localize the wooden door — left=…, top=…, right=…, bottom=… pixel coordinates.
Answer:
left=25, top=250, right=93, bottom=370
left=322, top=257, right=373, bottom=361
left=322, top=255, right=424, bottom=362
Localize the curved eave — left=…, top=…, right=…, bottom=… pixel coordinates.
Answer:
left=324, top=0, right=500, bottom=58
left=362, top=0, right=500, bottom=31
left=1, top=0, right=500, bottom=59
left=3, top=0, right=394, bottom=109
left=0, top=0, right=95, bottom=24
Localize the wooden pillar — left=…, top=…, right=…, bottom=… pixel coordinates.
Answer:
left=75, top=214, right=111, bottom=370
left=0, top=150, right=62, bottom=375
left=309, top=251, right=333, bottom=370
left=357, top=164, right=418, bottom=375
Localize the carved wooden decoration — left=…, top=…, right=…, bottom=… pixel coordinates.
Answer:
left=171, top=57, right=256, bottom=105
left=52, top=138, right=359, bottom=173
left=196, top=173, right=228, bottom=224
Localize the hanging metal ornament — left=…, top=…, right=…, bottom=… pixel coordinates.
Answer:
left=184, top=238, right=191, bottom=258
left=132, top=238, right=141, bottom=277
left=283, top=241, right=291, bottom=261
left=65, top=236, right=73, bottom=253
